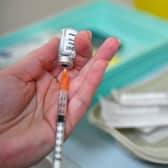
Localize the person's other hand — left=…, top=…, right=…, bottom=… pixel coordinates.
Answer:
left=0, top=31, right=119, bottom=168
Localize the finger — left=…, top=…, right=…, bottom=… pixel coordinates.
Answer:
left=75, top=30, right=92, bottom=58
left=66, top=60, right=108, bottom=136
left=69, top=37, right=120, bottom=98
left=79, top=37, right=120, bottom=76
left=66, top=38, right=120, bottom=135
left=73, top=31, right=92, bottom=71
left=95, top=37, right=119, bottom=60
left=5, top=37, right=59, bottom=82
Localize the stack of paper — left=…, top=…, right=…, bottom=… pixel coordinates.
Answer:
left=89, top=67, right=168, bottom=164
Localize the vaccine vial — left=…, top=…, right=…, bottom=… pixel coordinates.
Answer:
left=58, top=28, right=77, bottom=68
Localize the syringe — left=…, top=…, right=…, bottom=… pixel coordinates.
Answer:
left=53, top=69, right=69, bottom=168
left=53, top=28, right=77, bottom=168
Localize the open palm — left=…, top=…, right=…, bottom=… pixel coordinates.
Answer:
left=0, top=31, right=119, bottom=168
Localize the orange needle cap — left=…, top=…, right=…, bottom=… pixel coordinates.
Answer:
left=60, top=69, right=69, bottom=91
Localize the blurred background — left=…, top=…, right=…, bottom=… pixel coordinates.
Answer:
left=0, top=0, right=132, bottom=35
left=1, top=0, right=168, bottom=168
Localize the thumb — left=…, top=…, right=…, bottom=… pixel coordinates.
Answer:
left=4, top=37, right=59, bottom=81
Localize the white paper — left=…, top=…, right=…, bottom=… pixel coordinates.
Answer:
left=100, top=98, right=168, bottom=128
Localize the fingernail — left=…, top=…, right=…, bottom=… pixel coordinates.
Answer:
left=86, top=31, right=92, bottom=40
left=115, top=38, right=121, bottom=46
left=106, top=38, right=120, bottom=47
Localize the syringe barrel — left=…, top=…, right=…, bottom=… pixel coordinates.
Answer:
left=53, top=122, right=65, bottom=168
left=57, top=90, right=68, bottom=118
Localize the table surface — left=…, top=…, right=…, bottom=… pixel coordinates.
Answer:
left=64, top=116, right=166, bottom=168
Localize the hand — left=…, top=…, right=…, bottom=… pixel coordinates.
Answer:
left=0, top=31, right=119, bottom=168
